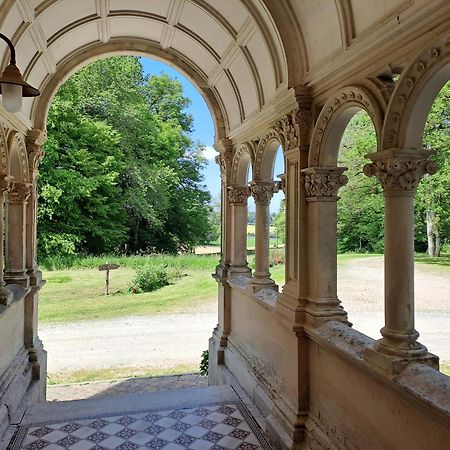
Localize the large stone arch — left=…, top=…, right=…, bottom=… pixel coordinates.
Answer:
left=231, top=142, right=255, bottom=185
left=309, top=85, right=384, bottom=167
left=253, top=128, right=284, bottom=181
left=0, top=124, right=9, bottom=175
left=382, top=33, right=450, bottom=150
left=31, top=41, right=228, bottom=145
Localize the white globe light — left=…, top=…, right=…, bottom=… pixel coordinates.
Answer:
left=2, top=83, right=22, bottom=113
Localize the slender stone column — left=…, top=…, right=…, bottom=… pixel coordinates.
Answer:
left=5, top=182, right=31, bottom=285
left=24, top=129, right=46, bottom=381
left=364, top=149, right=439, bottom=371
left=227, top=185, right=251, bottom=278
left=302, top=166, right=349, bottom=325
left=0, top=174, right=14, bottom=305
left=249, top=181, right=278, bottom=291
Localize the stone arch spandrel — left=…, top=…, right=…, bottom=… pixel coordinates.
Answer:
left=309, top=85, right=384, bottom=167
left=231, top=142, right=255, bottom=185
left=382, top=33, right=450, bottom=150
left=7, top=131, right=29, bottom=183
left=254, top=128, right=284, bottom=181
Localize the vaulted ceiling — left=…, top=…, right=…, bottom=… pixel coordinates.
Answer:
left=0, top=0, right=447, bottom=138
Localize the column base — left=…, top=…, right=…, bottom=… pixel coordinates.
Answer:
left=248, top=277, right=278, bottom=294
left=227, top=264, right=251, bottom=279
left=304, top=297, right=350, bottom=327
left=0, top=286, right=13, bottom=306
left=364, top=341, right=439, bottom=375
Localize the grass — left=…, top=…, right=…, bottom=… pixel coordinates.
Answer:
left=440, top=362, right=450, bottom=377
left=47, top=364, right=198, bottom=385
left=39, top=265, right=218, bottom=323
left=414, top=253, right=450, bottom=268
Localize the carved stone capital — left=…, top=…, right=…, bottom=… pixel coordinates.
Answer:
left=363, top=149, right=437, bottom=194
left=277, top=174, right=286, bottom=194
left=215, top=151, right=233, bottom=186
left=8, top=182, right=32, bottom=205
left=227, top=186, right=250, bottom=204
left=250, top=182, right=278, bottom=204
left=0, top=174, right=14, bottom=194
left=302, top=167, right=348, bottom=200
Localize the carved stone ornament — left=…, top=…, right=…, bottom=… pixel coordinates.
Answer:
left=275, top=114, right=296, bottom=149
left=302, top=167, right=348, bottom=199
left=0, top=174, right=14, bottom=194
left=215, top=152, right=233, bottom=185
left=363, top=157, right=437, bottom=192
left=227, top=186, right=250, bottom=204
left=8, top=182, right=31, bottom=205
left=250, top=182, right=278, bottom=203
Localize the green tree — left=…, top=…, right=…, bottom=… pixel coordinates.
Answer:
left=38, top=56, right=212, bottom=258
left=273, top=200, right=285, bottom=244
left=337, top=111, right=384, bottom=253
left=416, top=80, right=450, bottom=256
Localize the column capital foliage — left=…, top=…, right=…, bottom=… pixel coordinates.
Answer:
left=363, top=148, right=437, bottom=193
left=8, top=182, right=32, bottom=205
left=0, top=174, right=13, bottom=194
left=250, top=181, right=278, bottom=203
left=215, top=151, right=233, bottom=186
left=26, top=128, right=47, bottom=175
left=302, top=166, right=348, bottom=199
left=227, top=185, right=250, bottom=204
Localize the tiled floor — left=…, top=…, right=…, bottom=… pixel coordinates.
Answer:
left=7, top=387, right=271, bottom=450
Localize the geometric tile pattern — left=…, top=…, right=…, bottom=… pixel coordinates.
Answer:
left=9, top=402, right=272, bottom=450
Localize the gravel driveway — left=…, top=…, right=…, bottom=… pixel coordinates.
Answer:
left=40, top=256, right=450, bottom=376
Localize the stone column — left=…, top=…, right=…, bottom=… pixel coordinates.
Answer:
left=227, top=185, right=251, bottom=278
left=5, top=182, right=31, bottom=286
left=364, top=149, right=439, bottom=372
left=302, top=166, right=349, bottom=325
left=24, top=129, right=46, bottom=382
left=0, top=174, right=14, bottom=305
left=209, top=146, right=233, bottom=381
left=249, top=181, right=278, bottom=292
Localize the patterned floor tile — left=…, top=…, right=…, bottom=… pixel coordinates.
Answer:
left=9, top=402, right=271, bottom=450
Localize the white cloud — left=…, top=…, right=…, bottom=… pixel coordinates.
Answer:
left=201, top=146, right=219, bottom=160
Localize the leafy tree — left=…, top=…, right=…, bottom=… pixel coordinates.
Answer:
left=38, top=56, right=212, bottom=258
left=416, top=80, right=450, bottom=256
left=337, top=111, right=384, bottom=253
left=273, top=200, right=285, bottom=244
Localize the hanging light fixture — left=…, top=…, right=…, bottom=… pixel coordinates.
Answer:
left=0, top=33, right=40, bottom=113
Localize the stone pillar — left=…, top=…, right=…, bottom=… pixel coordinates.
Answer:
left=0, top=174, right=14, bottom=305
left=209, top=145, right=233, bottom=381
left=24, top=129, right=46, bottom=382
left=302, top=166, right=349, bottom=326
left=227, top=185, right=251, bottom=278
left=364, top=149, right=439, bottom=372
left=5, top=182, right=31, bottom=286
left=249, top=181, right=278, bottom=292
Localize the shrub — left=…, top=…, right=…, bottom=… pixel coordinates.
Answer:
left=269, top=248, right=285, bottom=266
left=129, top=267, right=170, bottom=293
left=199, top=350, right=208, bottom=376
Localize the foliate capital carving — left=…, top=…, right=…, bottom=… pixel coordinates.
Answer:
left=215, top=151, right=233, bottom=186
left=227, top=186, right=250, bottom=204
left=8, top=182, right=32, bottom=205
left=0, top=174, right=14, bottom=194
left=250, top=182, right=278, bottom=204
left=277, top=174, right=286, bottom=194
left=275, top=114, right=298, bottom=149
left=302, top=167, right=348, bottom=200
left=363, top=149, right=437, bottom=193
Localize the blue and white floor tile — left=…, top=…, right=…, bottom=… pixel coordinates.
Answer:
left=9, top=402, right=271, bottom=450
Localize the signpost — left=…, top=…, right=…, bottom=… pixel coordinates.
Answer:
left=98, top=263, right=120, bottom=295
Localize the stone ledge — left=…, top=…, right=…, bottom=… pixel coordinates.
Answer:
left=0, top=284, right=31, bottom=315
left=228, top=276, right=279, bottom=311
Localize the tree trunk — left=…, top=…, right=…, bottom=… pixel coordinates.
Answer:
left=435, top=227, right=441, bottom=257
left=426, top=210, right=434, bottom=257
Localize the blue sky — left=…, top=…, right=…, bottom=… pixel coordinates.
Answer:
left=141, top=57, right=284, bottom=213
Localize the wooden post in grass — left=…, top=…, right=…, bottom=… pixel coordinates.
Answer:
left=98, top=263, right=120, bottom=295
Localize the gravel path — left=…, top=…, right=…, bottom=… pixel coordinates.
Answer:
left=40, top=256, right=450, bottom=379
